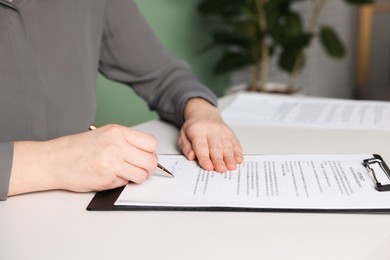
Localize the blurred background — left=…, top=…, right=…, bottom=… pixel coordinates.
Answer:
left=95, top=0, right=390, bottom=127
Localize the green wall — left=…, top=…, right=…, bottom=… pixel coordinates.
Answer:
left=95, top=0, right=228, bottom=127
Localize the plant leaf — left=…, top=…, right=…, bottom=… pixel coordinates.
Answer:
left=214, top=52, right=254, bottom=74
left=319, top=26, right=346, bottom=58
left=213, top=31, right=252, bottom=49
left=198, top=0, right=248, bottom=16
left=284, top=11, right=303, bottom=35
left=278, top=48, right=305, bottom=73
left=280, top=33, right=313, bottom=48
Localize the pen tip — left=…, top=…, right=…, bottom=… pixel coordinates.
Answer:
left=157, top=163, right=174, bottom=177
left=164, top=169, right=174, bottom=178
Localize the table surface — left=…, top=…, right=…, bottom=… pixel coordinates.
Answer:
left=2, top=94, right=390, bottom=260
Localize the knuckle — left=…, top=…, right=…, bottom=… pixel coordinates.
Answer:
left=134, top=131, right=157, bottom=151
left=145, top=156, right=158, bottom=173
left=177, top=138, right=183, bottom=148
left=210, top=140, right=222, bottom=147
left=186, top=124, right=205, bottom=136
left=194, top=142, right=208, bottom=151
left=132, top=172, right=148, bottom=184
left=151, top=155, right=158, bottom=167
left=95, top=154, right=112, bottom=171
left=104, top=124, right=123, bottom=136
left=182, top=146, right=191, bottom=156
left=96, top=146, right=118, bottom=169
left=223, top=143, right=233, bottom=151
left=95, top=176, right=116, bottom=191
left=198, top=158, right=208, bottom=165
left=148, top=135, right=158, bottom=150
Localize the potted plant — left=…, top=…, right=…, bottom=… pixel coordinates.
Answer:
left=197, top=0, right=373, bottom=93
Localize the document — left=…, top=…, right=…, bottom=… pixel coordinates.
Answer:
left=221, top=93, right=390, bottom=129
left=115, top=154, right=390, bottom=210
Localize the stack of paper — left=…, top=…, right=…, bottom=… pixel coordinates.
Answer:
left=221, top=93, right=390, bottom=129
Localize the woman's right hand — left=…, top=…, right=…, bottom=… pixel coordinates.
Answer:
left=8, top=124, right=158, bottom=196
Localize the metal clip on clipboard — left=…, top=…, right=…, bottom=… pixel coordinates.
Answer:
left=363, top=154, right=390, bottom=192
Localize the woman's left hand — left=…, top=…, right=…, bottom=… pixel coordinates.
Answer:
left=178, top=98, right=243, bottom=173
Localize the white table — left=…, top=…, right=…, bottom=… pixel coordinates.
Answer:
left=2, top=95, right=390, bottom=260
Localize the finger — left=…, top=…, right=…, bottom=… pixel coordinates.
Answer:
left=232, top=138, right=244, bottom=163
left=116, top=177, right=130, bottom=187
left=178, top=129, right=195, bottom=160
left=93, top=175, right=129, bottom=192
left=208, top=136, right=228, bottom=173
left=122, top=145, right=158, bottom=175
left=94, top=153, right=151, bottom=187
left=221, top=140, right=238, bottom=171
left=191, top=134, right=213, bottom=171
left=116, top=164, right=150, bottom=184
left=221, top=128, right=243, bottom=165
left=123, top=127, right=157, bottom=153
left=97, top=125, right=157, bottom=153
left=105, top=177, right=129, bottom=190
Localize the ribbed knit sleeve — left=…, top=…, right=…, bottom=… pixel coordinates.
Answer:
left=0, top=142, right=14, bottom=201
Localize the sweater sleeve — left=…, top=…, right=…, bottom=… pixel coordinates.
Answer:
left=0, top=142, right=14, bottom=201
left=98, top=0, right=218, bottom=127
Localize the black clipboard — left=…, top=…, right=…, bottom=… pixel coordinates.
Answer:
left=87, top=154, right=390, bottom=213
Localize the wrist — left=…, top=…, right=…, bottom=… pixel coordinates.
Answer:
left=184, top=98, right=220, bottom=121
left=9, top=140, right=58, bottom=195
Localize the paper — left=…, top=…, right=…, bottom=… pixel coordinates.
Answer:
left=221, top=93, right=390, bottom=129
left=115, top=154, right=390, bottom=210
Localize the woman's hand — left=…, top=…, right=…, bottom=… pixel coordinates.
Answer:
left=178, top=98, right=243, bottom=173
left=8, top=124, right=158, bottom=196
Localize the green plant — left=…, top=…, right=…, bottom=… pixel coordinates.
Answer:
left=197, top=0, right=373, bottom=92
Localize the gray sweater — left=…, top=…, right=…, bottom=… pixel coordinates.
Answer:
left=0, top=0, right=217, bottom=200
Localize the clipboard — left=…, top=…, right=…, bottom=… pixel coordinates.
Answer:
left=87, top=154, right=390, bottom=213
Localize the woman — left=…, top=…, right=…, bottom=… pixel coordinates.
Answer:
left=0, top=0, right=243, bottom=200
